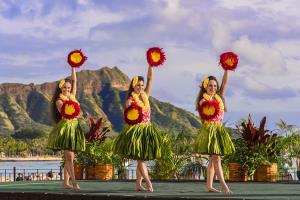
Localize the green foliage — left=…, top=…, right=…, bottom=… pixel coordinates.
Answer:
left=12, top=128, right=46, bottom=140
left=151, top=152, right=187, bottom=180
left=76, top=140, right=121, bottom=167
left=151, top=130, right=207, bottom=180
left=0, top=136, right=50, bottom=157
left=223, top=138, right=264, bottom=176
left=225, top=116, right=300, bottom=177
left=288, top=133, right=300, bottom=158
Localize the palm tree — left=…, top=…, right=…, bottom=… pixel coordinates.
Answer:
left=276, top=119, right=299, bottom=136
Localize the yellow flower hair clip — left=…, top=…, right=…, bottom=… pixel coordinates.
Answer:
left=59, top=79, right=65, bottom=89
left=202, top=77, right=209, bottom=89
left=132, top=76, right=139, bottom=87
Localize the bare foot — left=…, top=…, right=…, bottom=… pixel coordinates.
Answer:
left=205, top=187, right=221, bottom=193
left=135, top=185, right=147, bottom=192
left=63, top=184, right=73, bottom=189
left=146, top=181, right=153, bottom=192
left=72, top=182, right=80, bottom=190
left=135, top=180, right=147, bottom=192
left=222, top=188, right=233, bottom=195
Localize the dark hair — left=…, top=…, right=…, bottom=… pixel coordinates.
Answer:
left=51, top=78, right=72, bottom=123
left=126, top=76, right=144, bottom=100
left=195, top=76, right=226, bottom=111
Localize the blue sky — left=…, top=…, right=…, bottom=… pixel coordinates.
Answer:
left=0, top=0, right=299, bottom=129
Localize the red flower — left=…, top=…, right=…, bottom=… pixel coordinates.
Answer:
left=67, top=49, right=88, bottom=68
left=124, top=104, right=143, bottom=125
left=146, top=47, right=166, bottom=67
left=198, top=99, right=220, bottom=121
left=220, top=52, right=238, bottom=71
left=61, top=100, right=81, bottom=119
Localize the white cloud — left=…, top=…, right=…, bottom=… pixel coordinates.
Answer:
left=0, top=1, right=8, bottom=12
left=273, top=39, right=300, bottom=59
left=211, top=20, right=232, bottom=51
left=0, top=2, right=125, bottom=40
left=219, top=0, right=299, bottom=15
left=19, top=1, right=43, bottom=15
left=243, top=77, right=268, bottom=93
left=233, top=35, right=286, bottom=74
left=160, top=0, right=188, bottom=22
left=77, top=0, right=91, bottom=6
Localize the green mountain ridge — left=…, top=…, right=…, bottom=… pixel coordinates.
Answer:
left=0, top=67, right=201, bottom=136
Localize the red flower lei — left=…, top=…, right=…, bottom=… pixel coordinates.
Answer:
left=198, top=99, right=220, bottom=121
left=61, top=100, right=81, bottom=119
left=124, top=104, right=143, bottom=125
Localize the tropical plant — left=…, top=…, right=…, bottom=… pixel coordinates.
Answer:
left=76, top=116, right=113, bottom=167
left=276, top=119, right=299, bottom=136
left=231, top=115, right=298, bottom=177
left=85, top=116, right=110, bottom=142
left=238, top=115, right=277, bottom=147
left=151, top=130, right=208, bottom=180
left=150, top=131, right=186, bottom=180
left=151, top=152, right=187, bottom=180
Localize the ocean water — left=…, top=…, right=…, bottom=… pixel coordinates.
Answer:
left=0, top=161, right=61, bottom=170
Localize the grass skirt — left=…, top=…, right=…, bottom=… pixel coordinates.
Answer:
left=113, top=123, right=163, bottom=161
left=47, top=119, right=86, bottom=152
left=194, top=123, right=235, bottom=156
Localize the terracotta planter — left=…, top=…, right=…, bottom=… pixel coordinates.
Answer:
left=254, top=163, right=278, bottom=182
left=74, top=164, right=83, bottom=180
left=94, top=164, right=113, bottom=180
left=228, top=162, right=248, bottom=182
left=86, top=166, right=96, bottom=180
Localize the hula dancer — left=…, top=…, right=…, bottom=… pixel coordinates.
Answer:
left=194, top=52, right=238, bottom=194
left=114, top=48, right=166, bottom=192
left=48, top=50, right=87, bottom=190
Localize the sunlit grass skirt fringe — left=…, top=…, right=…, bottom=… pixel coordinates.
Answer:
left=47, top=119, right=86, bottom=152
left=113, top=123, right=164, bottom=161
left=194, top=123, right=235, bottom=156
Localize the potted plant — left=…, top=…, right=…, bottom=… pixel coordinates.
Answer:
left=237, top=115, right=295, bottom=182
left=75, top=116, right=112, bottom=180
left=86, top=140, right=115, bottom=180
left=223, top=138, right=251, bottom=182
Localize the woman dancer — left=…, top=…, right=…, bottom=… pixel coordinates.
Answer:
left=194, top=70, right=235, bottom=194
left=113, top=64, right=164, bottom=192
left=48, top=67, right=85, bottom=190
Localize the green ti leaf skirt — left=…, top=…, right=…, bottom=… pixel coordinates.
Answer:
left=194, top=123, right=235, bottom=156
left=113, top=123, right=163, bottom=161
left=47, top=119, right=86, bottom=152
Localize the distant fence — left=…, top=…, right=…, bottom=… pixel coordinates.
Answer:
left=0, top=167, right=62, bottom=182
left=0, top=167, right=298, bottom=182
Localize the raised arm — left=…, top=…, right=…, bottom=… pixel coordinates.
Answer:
left=71, top=68, right=77, bottom=96
left=220, top=70, right=229, bottom=97
left=144, top=65, right=153, bottom=96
